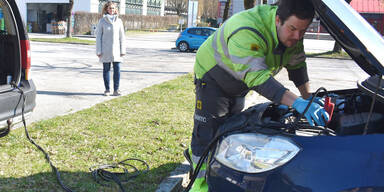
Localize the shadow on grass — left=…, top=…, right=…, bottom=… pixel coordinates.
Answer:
left=0, top=162, right=182, bottom=192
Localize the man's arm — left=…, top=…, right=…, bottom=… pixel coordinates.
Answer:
left=280, top=90, right=298, bottom=107
left=252, top=79, right=302, bottom=107
left=297, top=82, right=311, bottom=99
left=287, top=66, right=311, bottom=99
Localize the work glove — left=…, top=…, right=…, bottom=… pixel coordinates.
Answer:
left=292, top=97, right=329, bottom=126
left=307, top=95, right=324, bottom=106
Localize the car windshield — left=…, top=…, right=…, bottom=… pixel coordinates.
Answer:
left=202, top=29, right=215, bottom=36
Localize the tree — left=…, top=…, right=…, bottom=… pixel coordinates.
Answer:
left=199, top=0, right=218, bottom=26
left=333, top=0, right=351, bottom=52
left=223, top=0, right=231, bottom=22
left=199, top=0, right=218, bottom=19
left=244, top=0, right=255, bottom=10
left=66, top=0, right=74, bottom=38
left=166, top=0, right=188, bottom=16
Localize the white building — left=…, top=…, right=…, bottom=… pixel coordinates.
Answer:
left=15, top=0, right=165, bottom=33
left=217, top=0, right=278, bottom=24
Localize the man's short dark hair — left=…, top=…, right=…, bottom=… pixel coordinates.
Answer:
left=276, top=0, right=315, bottom=24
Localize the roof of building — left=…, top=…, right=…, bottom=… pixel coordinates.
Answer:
left=350, top=0, right=384, bottom=13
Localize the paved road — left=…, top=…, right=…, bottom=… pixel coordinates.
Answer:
left=29, top=32, right=368, bottom=124
left=29, top=32, right=195, bottom=123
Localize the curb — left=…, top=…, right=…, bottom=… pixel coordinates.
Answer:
left=156, top=161, right=190, bottom=192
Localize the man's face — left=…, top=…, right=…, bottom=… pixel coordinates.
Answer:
left=276, top=15, right=312, bottom=47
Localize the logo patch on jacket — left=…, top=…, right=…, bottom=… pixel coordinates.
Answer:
left=196, top=100, right=202, bottom=110
left=251, top=44, right=259, bottom=51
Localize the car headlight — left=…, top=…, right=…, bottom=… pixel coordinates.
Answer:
left=214, top=133, right=300, bottom=173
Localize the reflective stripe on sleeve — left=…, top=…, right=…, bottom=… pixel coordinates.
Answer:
left=212, top=23, right=269, bottom=81
left=212, top=23, right=244, bottom=80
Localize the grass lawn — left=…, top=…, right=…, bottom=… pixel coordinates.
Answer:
left=0, top=74, right=195, bottom=192
left=307, top=51, right=351, bottom=59
left=30, top=37, right=96, bottom=45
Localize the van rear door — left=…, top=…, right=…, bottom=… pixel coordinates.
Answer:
left=0, top=0, right=21, bottom=88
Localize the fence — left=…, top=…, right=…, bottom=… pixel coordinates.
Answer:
left=73, top=12, right=178, bottom=35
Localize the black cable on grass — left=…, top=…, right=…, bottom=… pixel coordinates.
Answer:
left=11, top=82, right=149, bottom=192
left=89, top=158, right=149, bottom=192
left=11, top=82, right=74, bottom=192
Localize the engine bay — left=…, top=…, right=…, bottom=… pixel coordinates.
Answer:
left=261, top=88, right=384, bottom=136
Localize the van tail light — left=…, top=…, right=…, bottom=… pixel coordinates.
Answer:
left=20, top=40, right=31, bottom=80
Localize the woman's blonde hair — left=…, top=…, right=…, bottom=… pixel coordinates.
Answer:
left=102, top=1, right=118, bottom=15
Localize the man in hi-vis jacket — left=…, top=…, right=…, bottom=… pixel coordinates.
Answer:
left=188, top=0, right=329, bottom=191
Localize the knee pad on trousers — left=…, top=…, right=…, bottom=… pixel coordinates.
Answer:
left=191, top=114, right=224, bottom=156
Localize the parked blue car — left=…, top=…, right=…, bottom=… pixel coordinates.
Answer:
left=185, top=0, right=384, bottom=191
left=176, top=27, right=216, bottom=52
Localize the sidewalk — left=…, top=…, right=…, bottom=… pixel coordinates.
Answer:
left=28, top=32, right=96, bottom=41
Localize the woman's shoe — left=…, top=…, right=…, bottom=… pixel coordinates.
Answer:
left=113, top=90, right=121, bottom=96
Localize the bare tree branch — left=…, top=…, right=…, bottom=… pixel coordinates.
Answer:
left=200, top=0, right=218, bottom=19
left=166, top=0, right=188, bottom=16
left=244, top=0, right=255, bottom=10
left=223, top=0, right=231, bottom=22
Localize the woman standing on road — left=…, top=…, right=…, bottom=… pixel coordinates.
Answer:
left=96, top=1, right=126, bottom=96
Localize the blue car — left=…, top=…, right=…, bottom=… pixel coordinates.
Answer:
left=176, top=27, right=216, bottom=52
left=185, top=0, right=384, bottom=191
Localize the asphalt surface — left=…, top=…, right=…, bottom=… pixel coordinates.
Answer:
left=28, top=32, right=344, bottom=123
left=29, top=32, right=195, bottom=123
left=27, top=32, right=368, bottom=192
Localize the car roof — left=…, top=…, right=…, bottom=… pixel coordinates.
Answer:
left=312, top=0, right=384, bottom=76
left=186, top=27, right=216, bottom=30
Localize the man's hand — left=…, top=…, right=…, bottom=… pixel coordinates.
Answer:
left=307, top=95, right=324, bottom=106
left=292, top=97, right=329, bottom=126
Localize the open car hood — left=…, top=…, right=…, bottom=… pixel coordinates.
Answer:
left=311, top=0, right=384, bottom=76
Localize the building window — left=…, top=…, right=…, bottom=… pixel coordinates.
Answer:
left=126, top=0, right=143, bottom=4
left=125, top=0, right=143, bottom=15
left=147, top=0, right=161, bottom=15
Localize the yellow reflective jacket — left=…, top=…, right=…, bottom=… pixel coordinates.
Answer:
left=194, top=5, right=306, bottom=92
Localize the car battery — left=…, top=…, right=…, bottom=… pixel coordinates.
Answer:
left=335, top=112, right=384, bottom=135
left=333, top=75, right=384, bottom=135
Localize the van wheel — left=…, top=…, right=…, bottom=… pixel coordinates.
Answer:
left=178, top=41, right=189, bottom=52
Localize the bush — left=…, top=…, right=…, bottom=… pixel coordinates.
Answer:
left=197, top=22, right=210, bottom=27
left=73, top=11, right=179, bottom=35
